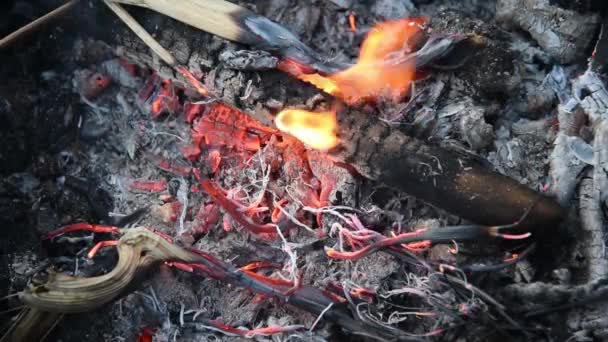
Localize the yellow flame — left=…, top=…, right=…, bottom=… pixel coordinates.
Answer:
left=275, top=109, right=339, bottom=150
left=273, top=18, right=427, bottom=149
left=298, top=17, right=427, bottom=104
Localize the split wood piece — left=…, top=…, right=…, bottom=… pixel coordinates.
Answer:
left=93, top=2, right=564, bottom=232
left=0, top=0, right=80, bottom=49
left=572, top=174, right=608, bottom=336
left=16, top=227, right=421, bottom=342
left=579, top=121, right=608, bottom=283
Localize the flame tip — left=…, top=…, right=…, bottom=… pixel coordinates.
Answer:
left=275, top=108, right=339, bottom=150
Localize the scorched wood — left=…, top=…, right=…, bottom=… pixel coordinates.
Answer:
left=86, top=1, right=564, bottom=233
left=333, top=107, right=564, bottom=233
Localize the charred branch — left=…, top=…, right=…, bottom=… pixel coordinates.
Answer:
left=110, top=0, right=348, bottom=75
left=501, top=280, right=608, bottom=318
left=15, top=227, right=421, bottom=342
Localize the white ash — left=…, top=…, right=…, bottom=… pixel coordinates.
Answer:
left=550, top=132, right=588, bottom=206
left=219, top=49, right=278, bottom=71
left=572, top=70, right=608, bottom=125
left=543, top=65, right=573, bottom=103
left=496, top=0, right=600, bottom=64
left=327, top=0, right=353, bottom=9
left=176, top=178, right=189, bottom=235
left=567, top=136, right=594, bottom=166
left=432, top=99, right=494, bottom=150
left=371, top=0, right=415, bottom=19
left=101, top=59, right=142, bottom=89
left=459, top=103, right=494, bottom=149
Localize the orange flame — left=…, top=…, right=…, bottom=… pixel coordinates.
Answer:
left=295, top=17, right=427, bottom=104
left=275, top=109, right=339, bottom=150
left=273, top=18, right=427, bottom=149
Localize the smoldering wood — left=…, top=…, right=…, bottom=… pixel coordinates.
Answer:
left=86, top=1, right=564, bottom=233
left=109, top=0, right=347, bottom=74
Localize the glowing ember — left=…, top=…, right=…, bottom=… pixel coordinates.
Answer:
left=176, top=66, right=209, bottom=96
left=275, top=109, right=339, bottom=150
left=289, top=17, right=427, bottom=104
left=149, top=79, right=179, bottom=118
left=348, top=12, right=357, bottom=32
left=189, top=102, right=273, bottom=155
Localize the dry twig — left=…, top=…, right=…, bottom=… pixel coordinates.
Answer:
left=0, top=0, right=80, bottom=49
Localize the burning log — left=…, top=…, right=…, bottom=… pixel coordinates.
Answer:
left=84, top=0, right=564, bottom=233
left=94, top=1, right=471, bottom=122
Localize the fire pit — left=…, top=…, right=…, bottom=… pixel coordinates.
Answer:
left=1, top=0, right=607, bottom=341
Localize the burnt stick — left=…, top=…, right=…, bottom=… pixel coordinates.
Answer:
left=333, top=107, right=564, bottom=233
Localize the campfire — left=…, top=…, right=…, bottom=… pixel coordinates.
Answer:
left=1, top=0, right=607, bottom=341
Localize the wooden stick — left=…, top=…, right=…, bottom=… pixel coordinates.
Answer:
left=104, top=0, right=177, bottom=66
left=110, top=0, right=248, bottom=43
left=0, top=0, right=80, bottom=49
left=6, top=309, right=63, bottom=342
left=106, top=1, right=210, bottom=97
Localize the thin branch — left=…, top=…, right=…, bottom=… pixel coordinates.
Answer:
left=0, top=0, right=80, bottom=49
left=103, top=0, right=176, bottom=66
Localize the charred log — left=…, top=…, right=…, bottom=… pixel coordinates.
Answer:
left=333, top=106, right=564, bottom=233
